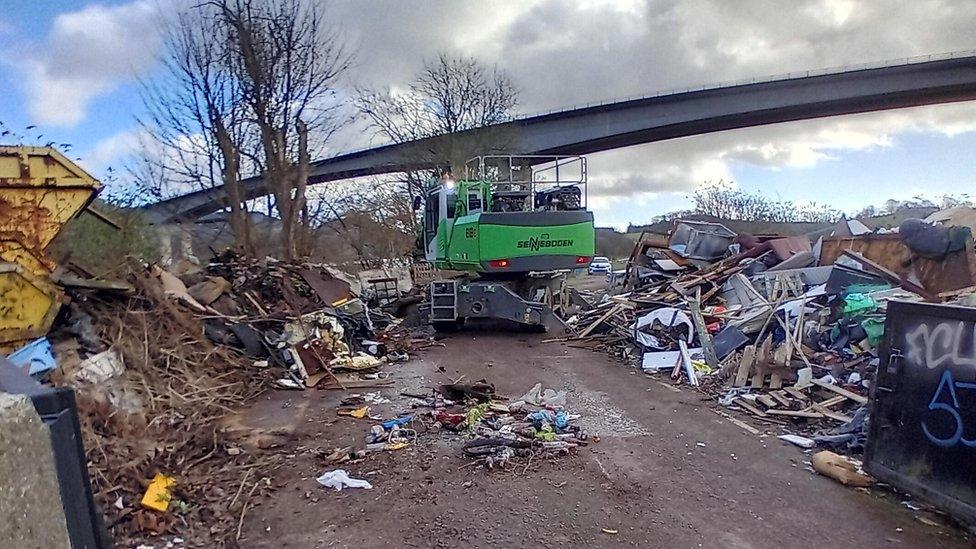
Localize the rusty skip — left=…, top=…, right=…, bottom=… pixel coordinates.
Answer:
left=0, top=146, right=101, bottom=345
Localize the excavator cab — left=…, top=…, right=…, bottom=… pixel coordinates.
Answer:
left=418, top=155, right=595, bottom=330
left=420, top=155, right=593, bottom=271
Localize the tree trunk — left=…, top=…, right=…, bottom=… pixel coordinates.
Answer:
left=215, top=122, right=254, bottom=255
left=279, top=119, right=310, bottom=260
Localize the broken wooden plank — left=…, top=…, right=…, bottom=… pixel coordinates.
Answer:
left=784, top=387, right=809, bottom=401
left=800, top=395, right=846, bottom=413
left=577, top=304, right=623, bottom=337
left=766, top=409, right=824, bottom=419
left=750, top=371, right=766, bottom=389
left=754, top=416, right=790, bottom=427
left=812, top=405, right=854, bottom=423
left=769, top=390, right=792, bottom=407
left=756, top=394, right=778, bottom=409
left=939, top=285, right=976, bottom=299
left=688, top=294, right=718, bottom=369
left=712, top=409, right=761, bottom=435
left=733, top=345, right=756, bottom=387
left=817, top=395, right=847, bottom=408
left=670, top=353, right=683, bottom=380
left=751, top=336, right=771, bottom=389
left=735, top=397, right=767, bottom=417
left=700, top=283, right=721, bottom=303
left=811, top=379, right=868, bottom=405
left=839, top=249, right=934, bottom=299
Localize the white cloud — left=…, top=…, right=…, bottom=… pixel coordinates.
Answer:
left=580, top=101, right=976, bottom=204
left=330, top=0, right=976, bottom=209
left=19, top=1, right=165, bottom=126
left=82, top=128, right=144, bottom=175
left=18, top=0, right=976, bottom=214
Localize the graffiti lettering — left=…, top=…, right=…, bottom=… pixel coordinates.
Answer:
left=922, top=369, right=976, bottom=447
left=904, top=321, right=976, bottom=370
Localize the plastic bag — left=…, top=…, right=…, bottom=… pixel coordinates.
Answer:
left=633, top=308, right=694, bottom=350
left=316, top=469, right=373, bottom=491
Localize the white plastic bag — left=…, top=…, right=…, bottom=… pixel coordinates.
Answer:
left=316, top=469, right=373, bottom=491
left=519, top=383, right=567, bottom=407
left=633, top=308, right=694, bottom=350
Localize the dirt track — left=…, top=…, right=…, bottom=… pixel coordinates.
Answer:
left=239, top=326, right=971, bottom=548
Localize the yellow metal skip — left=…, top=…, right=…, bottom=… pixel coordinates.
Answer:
left=0, top=146, right=101, bottom=345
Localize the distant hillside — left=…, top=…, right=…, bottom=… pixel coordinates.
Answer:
left=627, top=214, right=832, bottom=236
left=595, top=227, right=638, bottom=259
left=858, top=206, right=939, bottom=229
left=627, top=207, right=940, bottom=237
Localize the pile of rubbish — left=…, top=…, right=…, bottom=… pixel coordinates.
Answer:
left=160, top=251, right=414, bottom=390
left=564, top=213, right=976, bottom=452
left=2, top=253, right=416, bottom=545
left=441, top=381, right=589, bottom=468
left=329, top=381, right=589, bottom=473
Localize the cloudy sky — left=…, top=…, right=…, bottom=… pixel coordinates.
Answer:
left=2, top=0, right=976, bottom=229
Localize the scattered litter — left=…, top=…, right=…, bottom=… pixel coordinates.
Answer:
left=916, top=515, right=943, bottom=527
left=141, top=473, right=176, bottom=512
left=363, top=392, right=391, bottom=404
left=70, top=347, right=125, bottom=385
left=6, top=337, right=57, bottom=376
left=274, top=378, right=305, bottom=390
left=338, top=406, right=370, bottom=419
left=811, top=451, right=874, bottom=487
left=778, top=434, right=816, bottom=449
left=519, top=382, right=568, bottom=407
left=315, top=469, right=373, bottom=491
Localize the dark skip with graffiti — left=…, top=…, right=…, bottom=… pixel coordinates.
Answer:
left=865, top=300, right=976, bottom=525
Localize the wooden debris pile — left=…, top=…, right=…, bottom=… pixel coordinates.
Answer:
left=48, top=270, right=276, bottom=546
left=561, top=256, right=744, bottom=361
left=557, top=222, right=969, bottom=447
left=32, top=254, right=422, bottom=546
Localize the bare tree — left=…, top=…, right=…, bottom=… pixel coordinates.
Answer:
left=692, top=181, right=841, bottom=223
left=137, top=6, right=256, bottom=254
left=213, top=0, right=351, bottom=259
left=300, top=182, right=416, bottom=269
left=357, top=54, right=519, bottom=199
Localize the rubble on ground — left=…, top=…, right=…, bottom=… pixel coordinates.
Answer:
left=346, top=380, right=589, bottom=472
left=561, top=212, right=976, bottom=457
left=4, top=252, right=419, bottom=546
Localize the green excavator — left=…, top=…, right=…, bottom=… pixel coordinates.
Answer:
left=418, top=155, right=595, bottom=330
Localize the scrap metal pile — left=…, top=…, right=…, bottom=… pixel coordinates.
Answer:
left=564, top=215, right=976, bottom=451
left=4, top=253, right=415, bottom=545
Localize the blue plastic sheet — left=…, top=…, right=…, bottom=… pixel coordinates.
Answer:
left=5, top=337, right=56, bottom=376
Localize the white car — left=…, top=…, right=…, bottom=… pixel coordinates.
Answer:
left=588, top=256, right=612, bottom=275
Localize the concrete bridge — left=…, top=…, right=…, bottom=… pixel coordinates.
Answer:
left=144, top=53, right=976, bottom=223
